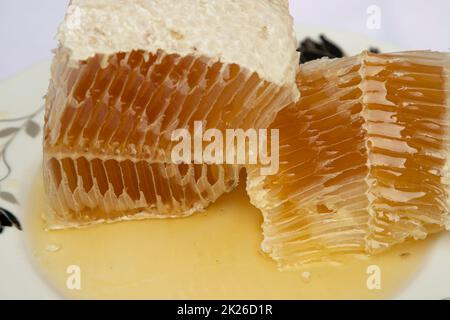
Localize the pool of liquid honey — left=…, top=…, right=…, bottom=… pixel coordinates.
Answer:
left=27, top=173, right=434, bottom=299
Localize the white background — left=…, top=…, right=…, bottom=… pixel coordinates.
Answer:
left=1, top=0, right=449, bottom=80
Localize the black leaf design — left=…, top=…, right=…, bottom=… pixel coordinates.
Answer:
left=0, top=127, right=19, bottom=138
left=25, top=120, right=41, bottom=138
left=0, top=191, right=19, bottom=205
left=298, top=34, right=381, bottom=64
left=0, top=211, right=12, bottom=227
left=298, top=35, right=345, bottom=64
left=320, top=35, right=345, bottom=58
left=0, top=207, right=22, bottom=231
left=0, top=106, right=43, bottom=237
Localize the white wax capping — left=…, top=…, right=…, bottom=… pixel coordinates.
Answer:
left=58, top=0, right=299, bottom=88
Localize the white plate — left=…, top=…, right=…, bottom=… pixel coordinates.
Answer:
left=0, top=25, right=449, bottom=300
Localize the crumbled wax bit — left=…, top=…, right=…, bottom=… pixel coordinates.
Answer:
left=301, top=271, right=311, bottom=283
left=46, top=244, right=61, bottom=253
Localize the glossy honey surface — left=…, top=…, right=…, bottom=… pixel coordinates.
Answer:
left=28, top=174, right=433, bottom=299
left=247, top=51, right=450, bottom=268
left=43, top=49, right=294, bottom=228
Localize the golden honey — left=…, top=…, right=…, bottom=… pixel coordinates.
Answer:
left=28, top=173, right=434, bottom=299
left=247, top=51, right=450, bottom=268
left=43, top=49, right=294, bottom=228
